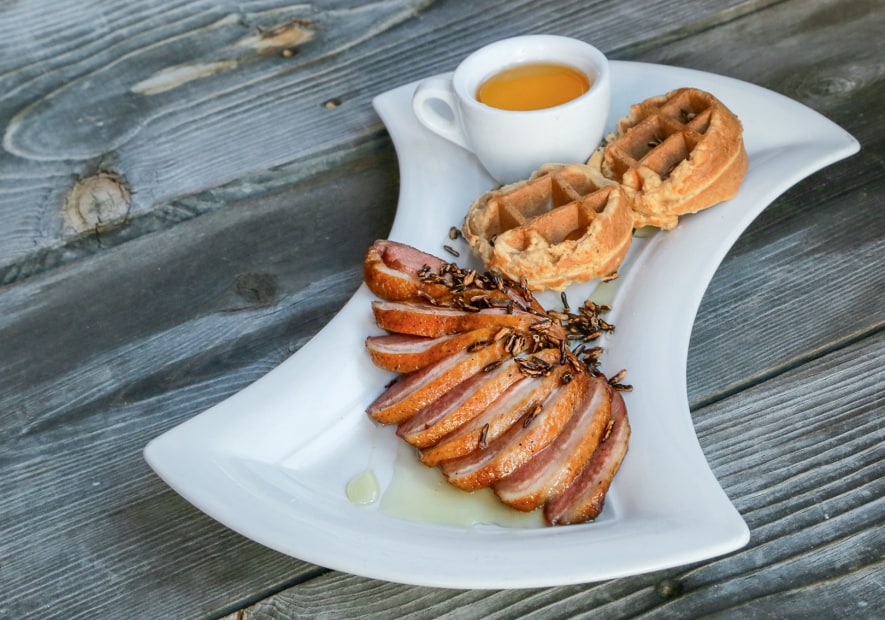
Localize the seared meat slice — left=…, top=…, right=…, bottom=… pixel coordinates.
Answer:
left=397, top=352, right=527, bottom=448
left=544, top=390, right=630, bottom=525
left=372, top=300, right=557, bottom=339
left=365, top=327, right=500, bottom=374
left=398, top=348, right=561, bottom=448
left=418, top=353, right=565, bottom=466
left=366, top=340, right=507, bottom=424
left=440, top=371, right=590, bottom=491
left=493, top=376, right=612, bottom=512
left=364, top=239, right=450, bottom=302
left=362, top=240, right=632, bottom=527
left=365, top=239, right=543, bottom=311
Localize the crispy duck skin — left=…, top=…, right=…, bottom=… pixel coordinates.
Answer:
left=366, top=340, right=507, bottom=424
left=363, top=240, right=450, bottom=302
left=543, top=390, right=630, bottom=525
left=493, top=376, right=612, bottom=512
left=365, top=327, right=500, bottom=374
left=418, top=368, right=564, bottom=467
left=398, top=348, right=562, bottom=448
left=371, top=300, right=556, bottom=339
left=441, top=371, right=590, bottom=491
left=397, top=351, right=529, bottom=448
left=362, top=240, right=631, bottom=527
left=364, top=239, right=543, bottom=312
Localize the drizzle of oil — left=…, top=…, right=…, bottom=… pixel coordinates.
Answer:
left=346, top=469, right=380, bottom=505
left=633, top=225, right=659, bottom=239
left=379, top=441, right=544, bottom=528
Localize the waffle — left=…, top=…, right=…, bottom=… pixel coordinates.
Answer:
left=462, top=163, right=634, bottom=291
left=587, top=87, right=748, bottom=229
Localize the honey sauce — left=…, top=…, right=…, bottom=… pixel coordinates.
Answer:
left=477, top=62, right=591, bottom=111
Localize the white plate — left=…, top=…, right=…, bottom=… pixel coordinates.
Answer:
left=144, top=61, right=859, bottom=588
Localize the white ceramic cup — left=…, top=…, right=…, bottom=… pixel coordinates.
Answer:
left=411, top=35, right=611, bottom=184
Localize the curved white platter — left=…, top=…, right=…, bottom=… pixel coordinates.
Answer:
left=144, top=61, right=859, bottom=588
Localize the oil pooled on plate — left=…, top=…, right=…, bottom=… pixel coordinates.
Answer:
left=350, top=440, right=544, bottom=528
left=345, top=469, right=380, bottom=505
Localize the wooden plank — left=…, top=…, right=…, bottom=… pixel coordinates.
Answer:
left=640, top=0, right=885, bottom=405
left=0, top=0, right=754, bottom=284
left=0, top=0, right=881, bottom=618
left=0, top=152, right=399, bottom=619
left=0, top=0, right=885, bottom=422
left=224, top=331, right=885, bottom=618
left=0, top=141, right=877, bottom=617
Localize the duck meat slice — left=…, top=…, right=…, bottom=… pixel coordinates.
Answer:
left=398, top=348, right=560, bottom=448
left=543, top=390, right=630, bottom=525
left=493, top=377, right=612, bottom=512
left=418, top=355, right=565, bottom=466
left=366, top=340, right=507, bottom=425
left=365, top=240, right=544, bottom=310
left=365, top=327, right=500, bottom=374
left=440, top=371, right=590, bottom=491
left=364, top=239, right=450, bottom=302
left=372, top=300, right=558, bottom=339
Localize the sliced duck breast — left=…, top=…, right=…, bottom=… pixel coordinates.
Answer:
left=399, top=348, right=561, bottom=448
left=365, top=327, right=499, bottom=374
left=363, top=240, right=450, bottom=301
left=366, top=341, right=507, bottom=424
left=371, top=300, right=556, bottom=339
left=418, top=355, right=566, bottom=466
left=543, top=390, right=630, bottom=525
left=440, top=371, right=590, bottom=491
left=493, top=377, right=613, bottom=512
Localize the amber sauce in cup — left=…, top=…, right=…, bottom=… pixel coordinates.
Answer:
left=411, top=35, right=610, bottom=182
left=476, top=62, right=591, bottom=111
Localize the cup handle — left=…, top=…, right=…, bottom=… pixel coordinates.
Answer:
left=411, top=77, right=471, bottom=151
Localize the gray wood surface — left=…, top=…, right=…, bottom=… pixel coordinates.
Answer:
left=227, top=333, right=883, bottom=619
left=0, top=0, right=754, bottom=284
left=1, top=0, right=882, bottom=618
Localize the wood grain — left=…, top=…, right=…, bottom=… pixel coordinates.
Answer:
left=225, top=333, right=884, bottom=618
left=0, top=151, right=398, bottom=619
left=0, top=0, right=754, bottom=283
left=0, top=0, right=881, bottom=618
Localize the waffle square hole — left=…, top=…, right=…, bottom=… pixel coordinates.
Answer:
left=500, top=185, right=614, bottom=251
left=641, top=133, right=690, bottom=179
left=621, top=117, right=677, bottom=161
left=660, top=90, right=712, bottom=128
left=530, top=202, right=583, bottom=244
left=493, top=171, right=602, bottom=236
left=551, top=169, right=600, bottom=198
left=685, top=107, right=712, bottom=134
left=530, top=187, right=612, bottom=245
left=493, top=178, right=555, bottom=232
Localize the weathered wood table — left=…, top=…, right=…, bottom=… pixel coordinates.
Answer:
left=2, top=1, right=882, bottom=617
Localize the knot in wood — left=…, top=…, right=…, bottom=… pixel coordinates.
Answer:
left=654, top=577, right=684, bottom=599
left=63, top=172, right=131, bottom=236
left=251, top=19, right=315, bottom=55
left=234, top=272, right=277, bottom=307
left=807, top=75, right=857, bottom=97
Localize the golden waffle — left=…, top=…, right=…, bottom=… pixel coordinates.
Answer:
left=587, top=87, right=748, bottom=229
left=462, top=163, right=634, bottom=291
